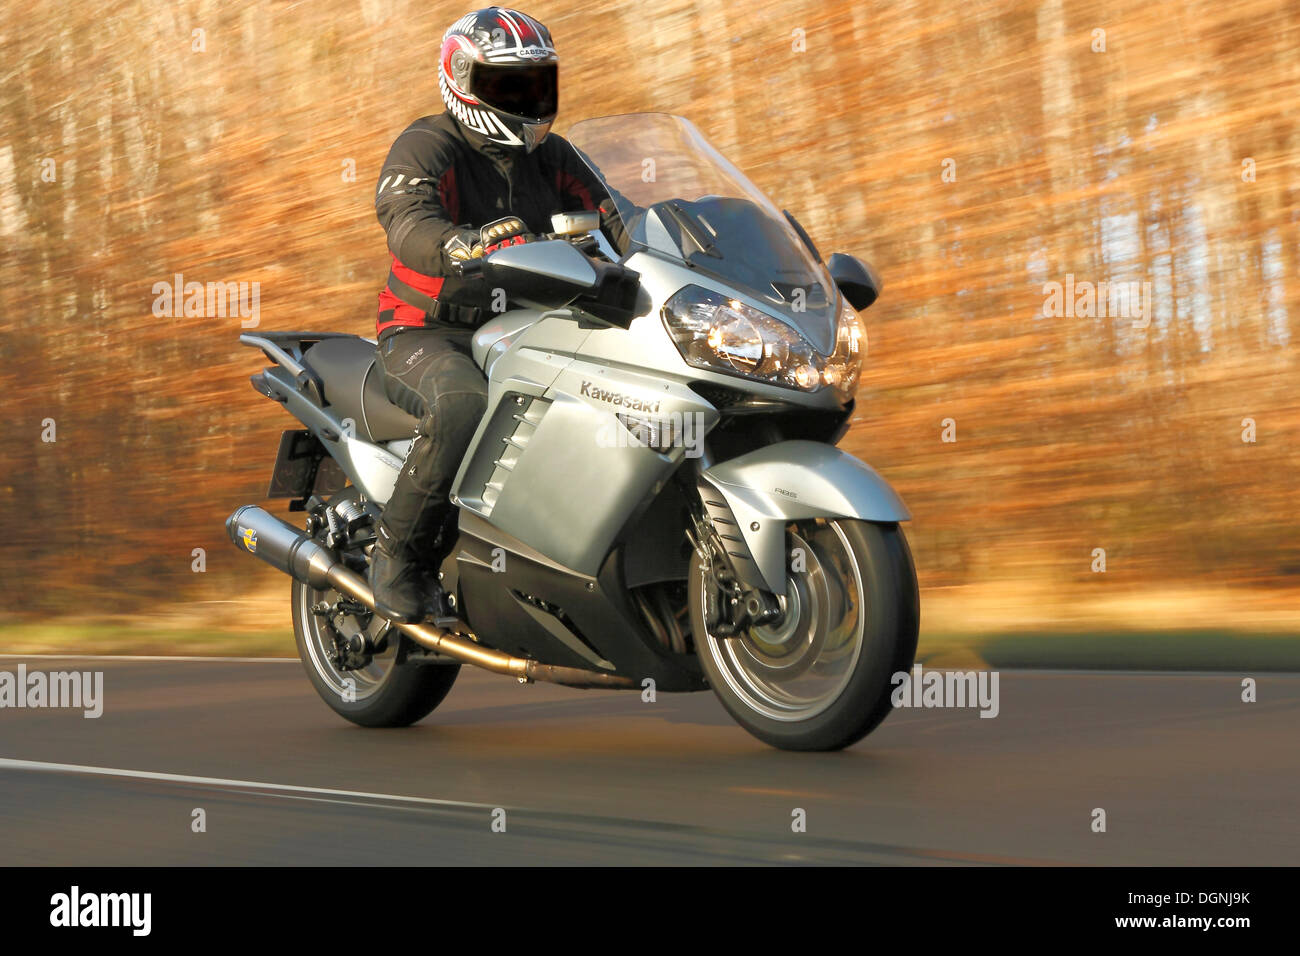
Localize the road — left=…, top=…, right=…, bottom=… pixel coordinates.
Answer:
left=0, top=657, right=1295, bottom=865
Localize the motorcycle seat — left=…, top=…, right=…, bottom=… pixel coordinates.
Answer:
left=301, top=336, right=419, bottom=442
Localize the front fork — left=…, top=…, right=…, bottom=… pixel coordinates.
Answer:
left=687, top=469, right=784, bottom=638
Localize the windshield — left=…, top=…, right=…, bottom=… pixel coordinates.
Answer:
left=564, top=113, right=838, bottom=353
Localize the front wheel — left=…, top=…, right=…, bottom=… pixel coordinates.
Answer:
left=690, top=518, right=918, bottom=751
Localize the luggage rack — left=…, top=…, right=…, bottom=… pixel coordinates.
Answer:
left=239, top=331, right=361, bottom=380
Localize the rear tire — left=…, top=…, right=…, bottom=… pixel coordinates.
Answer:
left=290, top=509, right=459, bottom=728
left=690, top=519, right=918, bottom=751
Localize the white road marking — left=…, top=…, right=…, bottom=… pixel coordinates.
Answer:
left=0, top=757, right=504, bottom=810
left=0, top=760, right=1075, bottom=864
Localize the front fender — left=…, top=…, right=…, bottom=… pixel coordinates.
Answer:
left=699, top=440, right=910, bottom=594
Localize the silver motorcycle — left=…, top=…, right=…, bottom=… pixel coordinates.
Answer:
left=228, top=113, right=917, bottom=751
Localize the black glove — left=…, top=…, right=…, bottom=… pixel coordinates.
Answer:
left=444, top=217, right=529, bottom=265
left=442, top=227, right=483, bottom=264
left=478, top=216, right=526, bottom=248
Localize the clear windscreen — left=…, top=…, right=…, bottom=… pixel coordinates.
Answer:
left=564, top=113, right=838, bottom=353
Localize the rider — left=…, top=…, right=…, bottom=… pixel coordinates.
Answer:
left=369, top=6, right=618, bottom=623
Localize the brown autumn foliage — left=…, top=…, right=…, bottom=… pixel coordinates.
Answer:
left=0, top=0, right=1297, bottom=628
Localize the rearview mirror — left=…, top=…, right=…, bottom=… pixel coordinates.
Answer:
left=827, top=252, right=882, bottom=310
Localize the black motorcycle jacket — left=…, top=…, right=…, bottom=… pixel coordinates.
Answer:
left=374, top=110, right=614, bottom=338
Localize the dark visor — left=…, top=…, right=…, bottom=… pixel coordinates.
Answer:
left=470, top=62, right=557, bottom=120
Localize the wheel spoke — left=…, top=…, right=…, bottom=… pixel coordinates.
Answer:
left=298, top=566, right=399, bottom=702
left=701, top=520, right=866, bottom=722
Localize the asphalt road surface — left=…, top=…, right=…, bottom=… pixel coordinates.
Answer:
left=0, top=657, right=1295, bottom=865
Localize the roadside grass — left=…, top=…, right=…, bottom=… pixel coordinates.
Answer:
left=4, top=621, right=1297, bottom=672
left=918, top=629, right=1300, bottom=671
left=916, top=583, right=1300, bottom=670
left=3, top=583, right=1296, bottom=671
left=0, top=622, right=296, bottom=658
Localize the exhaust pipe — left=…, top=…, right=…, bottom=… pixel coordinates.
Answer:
left=226, top=506, right=635, bottom=689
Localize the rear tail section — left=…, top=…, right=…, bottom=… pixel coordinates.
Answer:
left=239, top=332, right=406, bottom=505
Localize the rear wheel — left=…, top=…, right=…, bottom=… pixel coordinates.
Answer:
left=291, top=493, right=459, bottom=728
left=690, top=518, right=918, bottom=751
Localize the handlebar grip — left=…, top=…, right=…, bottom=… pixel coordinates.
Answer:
left=452, top=258, right=484, bottom=280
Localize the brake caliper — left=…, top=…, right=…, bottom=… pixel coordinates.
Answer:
left=690, top=519, right=784, bottom=636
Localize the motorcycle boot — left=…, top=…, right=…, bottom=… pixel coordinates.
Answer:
left=369, top=425, right=448, bottom=624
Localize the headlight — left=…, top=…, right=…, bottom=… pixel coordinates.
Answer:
left=822, top=294, right=867, bottom=403
left=661, top=285, right=866, bottom=402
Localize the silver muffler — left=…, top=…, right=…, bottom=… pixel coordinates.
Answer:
left=226, top=505, right=635, bottom=689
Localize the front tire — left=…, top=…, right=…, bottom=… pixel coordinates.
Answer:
left=690, top=519, right=918, bottom=751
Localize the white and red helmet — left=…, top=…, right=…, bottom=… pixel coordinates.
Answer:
left=439, top=7, right=558, bottom=153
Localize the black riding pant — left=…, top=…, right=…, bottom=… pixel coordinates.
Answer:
left=374, top=327, right=488, bottom=562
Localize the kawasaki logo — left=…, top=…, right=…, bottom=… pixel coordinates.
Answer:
left=580, top=380, right=661, bottom=414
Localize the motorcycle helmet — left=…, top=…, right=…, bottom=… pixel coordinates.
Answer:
left=438, top=7, right=558, bottom=153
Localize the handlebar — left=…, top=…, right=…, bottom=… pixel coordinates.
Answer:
left=445, top=231, right=640, bottom=328
left=450, top=231, right=604, bottom=280
left=451, top=257, right=484, bottom=280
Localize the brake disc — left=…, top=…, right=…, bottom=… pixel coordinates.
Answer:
left=731, top=529, right=831, bottom=683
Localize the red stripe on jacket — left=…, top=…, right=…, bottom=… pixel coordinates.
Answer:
left=376, top=254, right=444, bottom=335
left=556, top=169, right=594, bottom=211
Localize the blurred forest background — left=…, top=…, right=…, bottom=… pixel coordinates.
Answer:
left=1, top=0, right=1297, bottom=648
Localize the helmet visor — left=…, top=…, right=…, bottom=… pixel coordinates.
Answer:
left=470, top=62, right=557, bottom=121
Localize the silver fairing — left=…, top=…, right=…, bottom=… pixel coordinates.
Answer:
left=450, top=260, right=719, bottom=575
left=437, top=244, right=905, bottom=585
left=325, top=238, right=907, bottom=594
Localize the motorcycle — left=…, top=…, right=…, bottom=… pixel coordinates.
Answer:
left=227, top=113, right=918, bottom=751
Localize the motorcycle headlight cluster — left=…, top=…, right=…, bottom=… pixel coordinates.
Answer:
left=823, top=293, right=868, bottom=402
left=661, top=285, right=867, bottom=403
